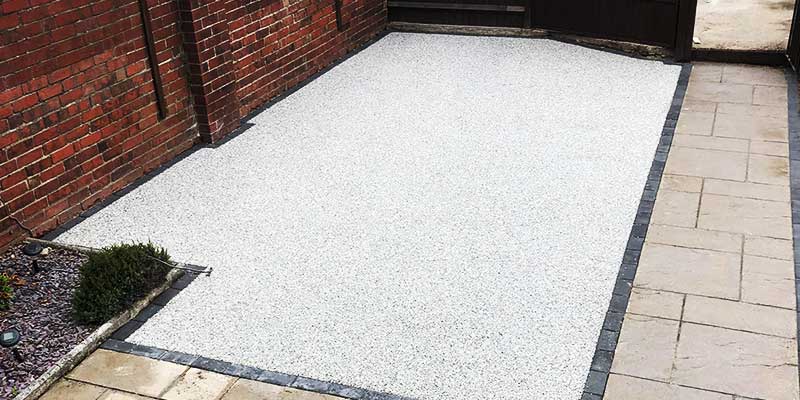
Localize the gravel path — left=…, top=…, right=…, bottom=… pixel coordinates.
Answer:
left=56, top=33, right=680, bottom=400
left=0, top=245, right=91, bottom=399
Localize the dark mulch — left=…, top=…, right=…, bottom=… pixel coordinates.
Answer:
left=0, top=244, right=94, bottom=399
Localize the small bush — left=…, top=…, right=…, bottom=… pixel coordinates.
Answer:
left=72, top=242, right=171, bottom=325
left=0, top=273, right=12, bottom=310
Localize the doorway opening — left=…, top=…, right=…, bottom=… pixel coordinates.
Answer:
left=693, top=0, right=794, bottom=51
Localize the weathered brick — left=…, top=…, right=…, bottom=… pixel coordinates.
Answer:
left=38, top=83, right=63, bottom=100
left=12, top=93, right=38, bottom=112
left=0, top=14, right=20, bottom=30
left=0, top=170, right=26, bottom=190
left=1, top=0, right=29, bottom=14
left=49, top=142, right=76, bottom=162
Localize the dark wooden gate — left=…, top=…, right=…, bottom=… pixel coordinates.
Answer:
left=389, top=0, right=698, bottom=55
left=531, top=0, right=677, bottom=47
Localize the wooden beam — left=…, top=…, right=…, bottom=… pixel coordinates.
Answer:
left=691, top=48, right=788, bottom=66
left=137, top=0, right=168, bottom=119
left=387, top=1, right=525, bottom=13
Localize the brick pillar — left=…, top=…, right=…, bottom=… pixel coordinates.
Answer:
left=178, top=0, right=241, bottom=143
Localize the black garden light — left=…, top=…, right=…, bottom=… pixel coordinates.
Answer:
left=1, top=328, right=23, bottom=362
left=0, top=328, right=20, bottom=347
left=22, top=241, right=45, bottom=274
left=22, top=242, right=42, bottom=257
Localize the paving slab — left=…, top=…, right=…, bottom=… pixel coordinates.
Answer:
left=660, top=175, right=703, bottom=193
left=38, top=379, right=106, bottom=400
left=676, top=111, right=715, bottom=135
left=673, top=323, right=799, bottom=400
left=688, top=63, right=723, bottom=83
left=684, top=81, right=753, bottom=104
left=672, top=134, right=748, bottom=153
left=221, top=379, right=342, bottom=400
left=683, top=295, right=796, bottom=337
left=754, top=85, right=789, bottom=106
left=702, top=178, right=789, bottom=202
left=750, top=140, right=790, bottom=157
left=605, top=374, right=731, bottom=400
left=722, top=64, right=789, bottom=87
left=748, top=153, right=790, bottom=186
left=664, top=146, right=748, bottom=181
left=626, top=288, right=684, bottom=320
left=161, top=368, right=235, bottom=400
left=716, top=102, right=787, bottom=119
left=610, top=314, right=680, bottom=381
left=98, top=391, right=151, bottom=400
left=682, top=99, right=718, bottom=113
left=67, top=349, right=187, bottom=398
left=741, top=255, right=796, bottom=309
left=650, top=190, right=700, bottom=227
left=712, top=112, right=788, bottom=142
left=54, top=33, right=681, bottom=400
left=698, top=194, right=792, bottom=238
left=635, top=243, right=741, bottom=299
left=744, top=235, right=793, bottom=260
left=644, top=224, right=741, bottom=253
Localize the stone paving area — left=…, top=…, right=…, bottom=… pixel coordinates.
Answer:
left=39, top=349, right=338, bottom=400
left=606, top=63, right=797, bottom=400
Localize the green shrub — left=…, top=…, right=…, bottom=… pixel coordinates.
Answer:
left=72, top=242, right=171, bottom=325
left=0, top=273, right=12, bottom=310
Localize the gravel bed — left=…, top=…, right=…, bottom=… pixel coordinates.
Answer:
left=0, top=244, right=92, bottom=399
left=57, top=33, right=681, bottom=399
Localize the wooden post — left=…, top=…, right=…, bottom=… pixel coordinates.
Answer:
left=673, top=0, right=698, bottom=62
left=523, top=0, right=532, bottom=28
left=137, top=0, right=168, bottom=119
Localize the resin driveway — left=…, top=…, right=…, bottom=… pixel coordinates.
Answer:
left=55, top=33, right=681, bottom=399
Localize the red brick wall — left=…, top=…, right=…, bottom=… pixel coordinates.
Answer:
left=0, top=0, right=199, bottom=247
left=228, top=0, right=386, bottom=119
left=179, top=0, right=387, bottom=142
left=0, top=0, right=388, bottom=249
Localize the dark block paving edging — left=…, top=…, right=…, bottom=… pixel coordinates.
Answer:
left=580, top=63, right=692, bottom=400
left=785, top=68, right=800, bottom=396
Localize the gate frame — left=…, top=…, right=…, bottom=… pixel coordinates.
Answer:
left=674, top=0, right=698, bottom=62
